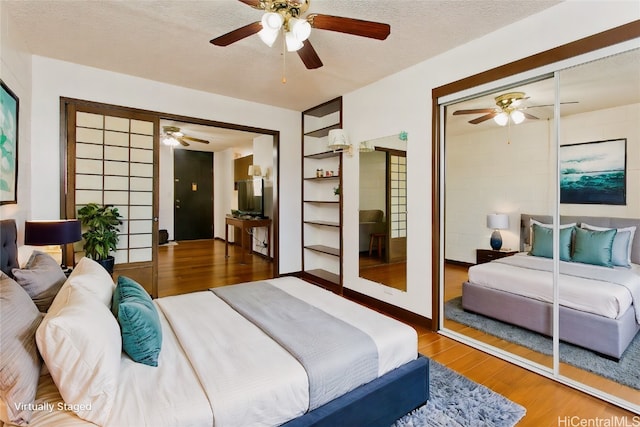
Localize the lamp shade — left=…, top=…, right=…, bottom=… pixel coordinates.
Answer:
left=486, top=214, right=509, bottom=230
left=327, top=129, right=350, bottom=150
left=24, top=220, right=82, bottom=245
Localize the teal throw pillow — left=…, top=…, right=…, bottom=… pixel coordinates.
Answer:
left=112, top=276, right=162, bottom=367
left=572, top=227, right=617, bottom=268
left=530, top=223, right=573, bottom=261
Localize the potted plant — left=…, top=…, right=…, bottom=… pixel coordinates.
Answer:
left=77, top=203, right=123, bottom=274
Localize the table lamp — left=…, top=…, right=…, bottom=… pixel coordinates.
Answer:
left=486, top=213, right=509, bottom=250
left=24, top=220, right=82, bottom=268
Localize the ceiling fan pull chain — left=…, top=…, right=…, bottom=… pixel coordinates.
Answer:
left=281, top=27, right=287, bottom=84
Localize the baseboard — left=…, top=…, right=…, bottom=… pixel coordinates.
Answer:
left=342, top=287, right=432, bottom=329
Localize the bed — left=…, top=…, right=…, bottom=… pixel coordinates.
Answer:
left=0, top=219, right=429, bottom=427
left=461, top=214, right=640, bottom=360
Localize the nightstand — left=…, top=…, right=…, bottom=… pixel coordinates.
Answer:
left=476, top=249, right=518, bottom=264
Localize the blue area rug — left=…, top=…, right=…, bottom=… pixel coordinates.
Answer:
left=445, top=297, right=640, bottom=390
left=393, top=359, right=526, bottom=427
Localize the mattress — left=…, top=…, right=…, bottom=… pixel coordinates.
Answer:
left=468, top=253, right=638, bottom=320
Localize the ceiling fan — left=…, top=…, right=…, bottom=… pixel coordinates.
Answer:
left=209, top=0, right=391, bottom=70
left=162, top=126, right=210, bottom=147
left=453, top=92, right=579, bottom=126
left=453, top=92, right=539, bottom=126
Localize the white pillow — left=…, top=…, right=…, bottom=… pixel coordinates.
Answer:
left=36, top=287, right=121, bottom=426
left=66, top=257, right=115, bottom=307
left=581, top=223, right=636, bottom=267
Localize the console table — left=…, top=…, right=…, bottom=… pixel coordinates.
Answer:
left=225, top=216, right=272, bottom=264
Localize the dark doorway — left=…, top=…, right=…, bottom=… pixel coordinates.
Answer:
left=174, top=150, right=214, bottom=241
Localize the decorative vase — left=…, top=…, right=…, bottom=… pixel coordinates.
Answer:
left=97, top=256, right=115, bottom=274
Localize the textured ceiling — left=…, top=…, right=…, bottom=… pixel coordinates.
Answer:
left=5, top=0, right=562, bottom=112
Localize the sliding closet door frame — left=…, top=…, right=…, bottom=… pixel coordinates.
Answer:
left=432, top=22, right=640, bottom=413
left=61, top=98, right=160, bottom=297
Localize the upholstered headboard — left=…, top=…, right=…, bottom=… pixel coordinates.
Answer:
left=0, top=219, right=19, bottom=276
left=520, top=214, right=640, bottom=265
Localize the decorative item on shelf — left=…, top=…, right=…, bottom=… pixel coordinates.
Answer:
left=316, top=168, right=323, bottom=177
left=486, top=213, right=509, bottom=250
left=333, top=186, right=340, bottom=196
left=76, top=203, right=123, bottom=274
left=24, top=219, right=82, bottom=269
left=327, top=129, right=352, bottom=155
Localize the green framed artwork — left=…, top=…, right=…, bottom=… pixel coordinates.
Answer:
left=0, top=80, right=18, bottom=205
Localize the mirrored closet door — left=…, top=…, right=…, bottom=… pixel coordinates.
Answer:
left=437, top=44, right=640, bottom=412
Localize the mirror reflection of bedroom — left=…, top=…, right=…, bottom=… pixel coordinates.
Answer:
left=358, top=134, right=408, bottom=292
left=441, top=48, right=640, bottom=407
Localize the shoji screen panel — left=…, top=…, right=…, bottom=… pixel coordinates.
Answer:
left=68, top=103, right=158, bottom=296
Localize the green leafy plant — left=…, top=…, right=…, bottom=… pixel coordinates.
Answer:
left=77, top=203, right=123, bottom=261
left=333, top=185, right=340, bottom=196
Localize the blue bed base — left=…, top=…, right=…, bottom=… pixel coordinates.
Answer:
left=282, top=354, right=429, bottom=427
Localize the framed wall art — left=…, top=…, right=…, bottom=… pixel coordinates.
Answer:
left=0, top=80, right=19, bottom=205
left=560, top=138, right=626, bottom=205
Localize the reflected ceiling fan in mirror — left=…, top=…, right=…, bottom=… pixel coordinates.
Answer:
left=162, top=126, right=210, bottom=147
left=210, top=0, right=390, bottom=76
left=453, top=91, right=579, bottom=126
left=453, top=92, right=537, bottom=126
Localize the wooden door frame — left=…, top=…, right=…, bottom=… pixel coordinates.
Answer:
left=430, top=21, right=640, bottom=331
left=60, top=98, right=281, bottom=295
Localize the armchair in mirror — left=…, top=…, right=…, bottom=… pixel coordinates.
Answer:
left=358, top=133, right=407, bottom=292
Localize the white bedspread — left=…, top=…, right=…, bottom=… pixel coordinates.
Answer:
left=155, top=276, right=417, bottom=427
left=468, top=253, right=637, bottom=320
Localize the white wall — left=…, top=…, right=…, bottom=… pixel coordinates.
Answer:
left=342, top=1, right=638, bottom=318
left=0, top=3, right=32, bottom=242
left=29, top=57, right=301, bottom=274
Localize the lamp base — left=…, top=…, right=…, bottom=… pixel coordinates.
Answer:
left=490, top=230, right=503, bottom=251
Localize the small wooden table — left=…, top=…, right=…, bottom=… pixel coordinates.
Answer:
left=476, top=249, right=518, bottom=264
left=225, top=216, right=272, bottom=264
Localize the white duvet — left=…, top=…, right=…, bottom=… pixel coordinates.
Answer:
left=468, top=252, right=639, bottom=320
left=156, top=276, right=417, bottom=427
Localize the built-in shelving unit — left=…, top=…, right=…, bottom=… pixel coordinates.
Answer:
left=301, top=97, right=343, bottom=293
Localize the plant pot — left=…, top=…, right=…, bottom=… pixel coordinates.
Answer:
left=97, top=256, right=115, bottom=275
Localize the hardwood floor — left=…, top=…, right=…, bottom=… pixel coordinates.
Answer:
left=157, top=239, right=274, bottom=297
left=157, top=241, right=637, bottom=424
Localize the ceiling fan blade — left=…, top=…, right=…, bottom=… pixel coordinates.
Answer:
left=238, top=0, right=264, bottom=9
left=308, top=14, right=390, bottom=40
left=181, top=136, right=210, bottom=144
left=527, top=101, right=579, bottom=108
left=297, top=40, right=323, bottom=69
left=210, top=22, right=262, bottom=46
left=453, top=108, right=496, bottom=115
left=522, top=112, right=539, bottom=120
left=177, top=138, right=190, bottom=147
left=469, top=112, right=497, bottom=124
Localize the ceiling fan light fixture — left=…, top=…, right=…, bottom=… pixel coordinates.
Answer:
left=261, top=12, right=284, bottom=31
left=285, top=31, right=304, bottom=52
left=494, top=112, right=509, bottom=126
left=162, top=136, right=179, bottom=147
left=510, top=110, right=525, bottom=124
left=258, top=27, right=279, bottom=47
left=289, top=18, right=311, bottom=41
